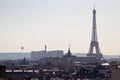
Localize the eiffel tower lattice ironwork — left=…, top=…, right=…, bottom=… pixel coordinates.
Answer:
left=87, top=8, right=104, bottom=62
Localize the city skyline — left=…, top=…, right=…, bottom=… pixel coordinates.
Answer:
left=0, top=0, right=120, bottom=55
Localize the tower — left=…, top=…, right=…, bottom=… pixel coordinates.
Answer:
left=67, top=44, right=72, bottom=56
left=87, top=8, right=104, bottom=63
left=45, top=45, right=47, bottom=52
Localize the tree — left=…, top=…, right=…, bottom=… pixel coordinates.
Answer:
left=109, top=61, right=119, bottom=68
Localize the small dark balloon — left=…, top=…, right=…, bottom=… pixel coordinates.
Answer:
left=21, top=47, right=24, bottom=50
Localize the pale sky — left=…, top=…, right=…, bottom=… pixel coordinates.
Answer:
left=0, top=0, right=120, bottom=55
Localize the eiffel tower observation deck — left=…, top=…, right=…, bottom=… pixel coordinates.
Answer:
left=87, top=8, right=105, bottom=63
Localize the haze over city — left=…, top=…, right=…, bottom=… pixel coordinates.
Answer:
left=0, top=0, right=120, bottom=55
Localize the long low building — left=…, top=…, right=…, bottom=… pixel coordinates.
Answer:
left=31, top=50, right=64, bottom=60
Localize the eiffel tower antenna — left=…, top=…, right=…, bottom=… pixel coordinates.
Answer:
left=87, top=7, right=104, bottom=63
left=94, top=4, right=95, bottom=9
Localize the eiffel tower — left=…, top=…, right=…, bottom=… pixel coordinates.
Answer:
left=87, top=8, right=104, bottom=63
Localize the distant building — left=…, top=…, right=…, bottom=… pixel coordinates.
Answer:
left=0, top=53, right=30, bottom=60
left=38, top=47, right=98, bottom=65
left=63, top=47, right=76, bottom=65
left=63, top=47, right=98, bottom=64
left=31, top=50, right=63, bottom=60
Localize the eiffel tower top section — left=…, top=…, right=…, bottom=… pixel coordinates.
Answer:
left=87, top=7, right=105, bottom=63
left=91, top=8, right=98, bottom=42
left=88, top=7, right=101, bottom=54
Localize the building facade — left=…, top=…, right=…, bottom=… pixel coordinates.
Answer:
left=31, top=50, right=63, bottom=60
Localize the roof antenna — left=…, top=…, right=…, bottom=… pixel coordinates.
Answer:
left=94, top=4, right=95, bottom=9
left=45, top=45, right=47, bottom=52
left=69, top=44, right=71, bottom=50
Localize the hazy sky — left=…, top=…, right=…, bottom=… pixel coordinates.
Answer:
left=0, top=0, right=120, bottom=55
